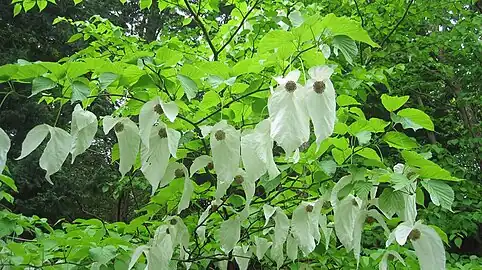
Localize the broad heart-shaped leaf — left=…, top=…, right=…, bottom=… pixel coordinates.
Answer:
left=16, top=124, right=50, bottom=160
left=103, top=117, right=140, bottom=177
left=382, top=131, right=419, bottom=149
left=31, top=77, right=57, bottom=96
left=89, top=246, right=117, bottom=265
left=39, top=127, right=73, bottom=184
left=241, top=119, right=279, bottom=181
left=381, top=94, right=409, bottom=112
left=333, top=35, right=358, bottom=65
left=140, top=125, right=171, bottom=195
left=314, top=13, right=379, bottom=47
left=71, top=80, right=91, bottom=103
left=421, top=180, right=454, bottom=211
left=139, top=96, right=178, bottom=148
left=268, top=86, right=310, bottom=158
left=219, top=216, right=240, bottom=254
left=233, top=245, right=252, bottom=270
left=0, top=127, right=10, bottom=173
left=99, top=72, right=118, bottom=90
left=397, top=108, right=435, bottom=131
left=177, top=74, right=198, bottom=100
left=70, top=104, right=97, bottom=163
left=254, top=237, right=272, bottom=260
left=210, top=120, right=241, bottom=199
left=305, top=66, right=337, bottom=146
left=377, top=188, right=404, bottom=219
left=402, top=150, right=460, bottom=181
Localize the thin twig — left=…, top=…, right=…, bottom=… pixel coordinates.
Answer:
left=183, top=0, right=218, bottom=60
left=380, top=0, right=415, bottom=47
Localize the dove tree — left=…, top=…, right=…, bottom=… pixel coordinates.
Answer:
left=0, top=0, right=469, bottom=269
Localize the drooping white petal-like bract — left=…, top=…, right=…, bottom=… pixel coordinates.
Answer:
left=305, top=66, right=337, bottom=146
left=210, top=120, right=240, bottom=199
left=220, top=216, right=241, bottom=254
left=241, top=119, right=279, bottom=180
left=70, top=104, right=97, bottom=163
left=103, top=117, right=140, bottom=177
left=233, top=245, right=252, bottom=270
left=268, top=70, right=310, bottom=159
left=0, top=127, right=10, bottom=173
left=139, top=96, right=178, bottom=148
left=189, top=155, right=212, bottom=177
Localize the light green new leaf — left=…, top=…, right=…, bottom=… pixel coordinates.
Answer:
left=336, top=95, right=360, bottom=106
left=0, top=128, right=10, bottom=173
left=177, top=74, right=198, bottom=100
left=0, top=175, right=17, bottom=192
left=23, top=0, right=36, bottom=12
left=37, top=0, right=48, bottom=11
left=99, top=72, right=118, bottom=90
left=397, top=108, right=434, bottom=131
left=70, top=105, right=97, bottom=163
left=39, top=127, right=73, bottom=184
left=13, top=4, right=22, bottom=16
left=333, top=35, right=358, bottom=65
left=402, top=151, right=460, bottom=181
left=382, top=131, right=418, bottom=149
left=89, top=246, right=117, bottom=265
left=381, top=94, right=409, bottom=112
left=220, top=217, right=240, bottom=254
left=421, top=180, right=454, bottom=211
left=139, top=0, right=152, bottom=9
left=355, top=147, right=381, bottom=162
left=16, top=124, right=50, bottom=160
left=316, top=14, right=378, bottom=47
left=31, top=77, right=57, bottom=96
left=71, top=80, right=91, bottom=102
left=200, top=91, right=221, bottom=110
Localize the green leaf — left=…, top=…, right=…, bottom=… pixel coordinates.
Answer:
left=333, top=35, right=358, bottom=65
left=429, top=225, right=449, bottom=245
left=355, top=131, right=371, bottom=145
left=355, top=147, right=380, bottom=162
left=89, top=246, right=117, bottom=265
left=177, top=74, right=198, bottom=100
left=336, top=95, right=360, bottom=106
left=318, top=160, right=337, bottom=176
left=31, top=77, right=57, bottom=96
left=199, top=91, right=220, bottom=110
left=258, top=30, right=296, bottom=53
left=139, top=0, right=152, bottom=9
left=382, top=131, right=418, bottom=149
left=331, top=148, right=351, bottom=165
left=71, top=81, right=91, bottom=102
left=67, top=33, right=83, bottom=43
left=0, top=175, right=17, bottom=192
left=13, top=4, right=22, bottom=16
left=378, top=188, right=404, bottom=217
left=37, top=0, right=48, bottom=11
left=99, top=72, right=118, bottom=90
left=401, top=151, right=461, bottom=181
left=314, top=13, right=379, bottom=47
left=397, top=108, right=434, bottom=131
left=381, top=94, right=409, bottom=112
left=421, top=180, right=454, bottom=211
left=416, top=187, right=425, bottom=206
left=23, top=0, right=36, bottom=12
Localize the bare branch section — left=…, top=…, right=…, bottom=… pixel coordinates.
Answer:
left=380, top=0, right=415, bottom=47
left=183, top=0, right=218, bottom=59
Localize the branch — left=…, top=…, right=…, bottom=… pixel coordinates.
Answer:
left=380, top=0, right=415, bottom=47
left=282, top=45, right=317, bottom=76
left=354, top=0, right=364, bottom=64
left=194, top=87, right=269, bottom=126
left=217, top=0, right=261, bottom=56
left=183, top=0, right=218, bottom=60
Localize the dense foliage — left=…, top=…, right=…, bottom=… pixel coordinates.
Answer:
left=0, top=0, right=481, bottom=269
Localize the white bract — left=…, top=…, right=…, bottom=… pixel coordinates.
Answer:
left=140, top=123, right=180, bottom=195
left=16, top=124, right=72, bottom=184
left=103, top=116, right=140, bottom=177
left=291, top=200, right=323, bottom=255
left=189, top=155, right=212, bottom=177
left=268, top=70, right=310, bottom=159
left=241, top=119, right=279, bottom=181
left=386, top=221, right=445, bottom=270
left=70, top=104, right=97, bottom=163
left=264, top=206, right=290, bottom=269
left=0, top=127, right=10, bottom=173
left=304, top=66, right=337, bottom=146
left=379, top=250, right=406, bottom=270
left=139, top=96, right=178, bottom=148
left=233, top=245, right=252, bottom=270
left=210, top=120, right=240, bottom=199
left=220, top=216, right=241, bottom=254
left=254, top=237, right=272, bottom=260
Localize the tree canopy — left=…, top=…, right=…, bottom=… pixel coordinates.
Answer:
left=0, top=0, right=481, bottom=269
